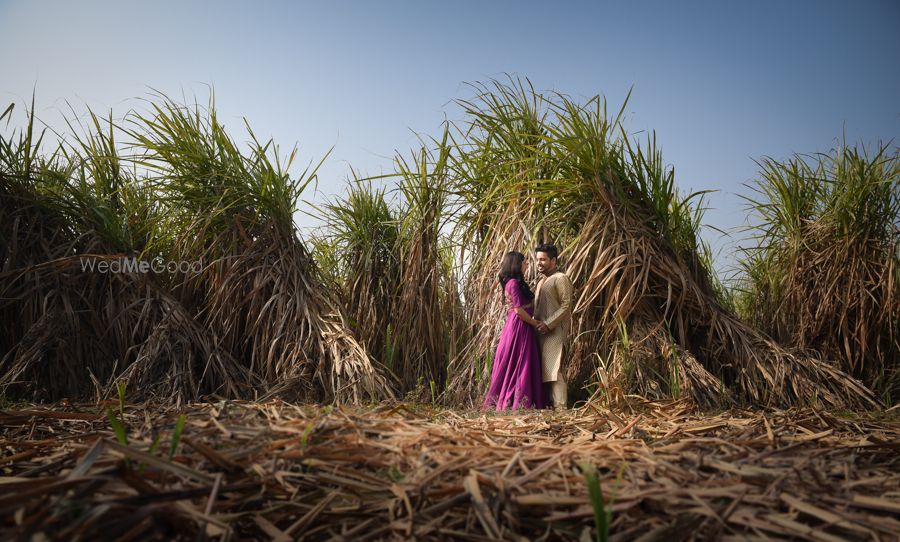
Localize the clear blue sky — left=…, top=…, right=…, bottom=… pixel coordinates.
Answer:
left=2, top=0, right=898, bottom=276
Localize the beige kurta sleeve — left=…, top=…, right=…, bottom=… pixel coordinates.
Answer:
left=544, top=273, right=573, bottom=330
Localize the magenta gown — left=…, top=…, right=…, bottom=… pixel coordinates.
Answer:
left=483, top=279, right=545, bottom=410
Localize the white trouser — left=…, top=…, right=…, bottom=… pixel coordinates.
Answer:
left=548, top=375, right=567, bottom=409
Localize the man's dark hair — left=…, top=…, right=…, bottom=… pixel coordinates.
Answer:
left=534, top=243, right=558, bottom=260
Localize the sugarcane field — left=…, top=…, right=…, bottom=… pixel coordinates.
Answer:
left=2, top=4, right=899, bottom=540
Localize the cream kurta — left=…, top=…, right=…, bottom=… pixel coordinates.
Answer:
left=534, top=271, right=574, bottom=382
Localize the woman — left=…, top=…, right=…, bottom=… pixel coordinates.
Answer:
left=483, top=251, right=545, bottom=410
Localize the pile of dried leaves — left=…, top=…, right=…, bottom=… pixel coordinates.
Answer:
left=2, top=399, right=898, bottom=540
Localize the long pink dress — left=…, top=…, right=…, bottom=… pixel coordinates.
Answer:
left=483, top=279, right=545, bottom=410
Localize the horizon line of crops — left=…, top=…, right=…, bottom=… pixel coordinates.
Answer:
left=1, top=79, right=895, bottom=409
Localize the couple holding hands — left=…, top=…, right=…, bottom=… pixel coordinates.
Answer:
left=483, top=244, right=574, bottom=411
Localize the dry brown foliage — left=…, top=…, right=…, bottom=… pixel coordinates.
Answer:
left=1, top=400, right=898, bottom=540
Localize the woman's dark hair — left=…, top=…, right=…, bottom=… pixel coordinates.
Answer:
left=498, top=251, right=534, bottom=301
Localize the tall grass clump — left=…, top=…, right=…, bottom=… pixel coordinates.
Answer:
left=0, top=102, right=242, bottom=402
left=312, top=130, right=463, bottom=399
left=443, top=77, right=875, bottom=409
left=0, top=94, right=389, bottom=404
left=127, top=94, right=389, bottom=403
left=737, top=143, right=900, bottom=401
left=390, top=133, right=457, bottom=398
left=312, top=179, right=400, bottom=370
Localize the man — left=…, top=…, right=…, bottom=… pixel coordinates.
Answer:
left=533, top=243, right=574, bottom=410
